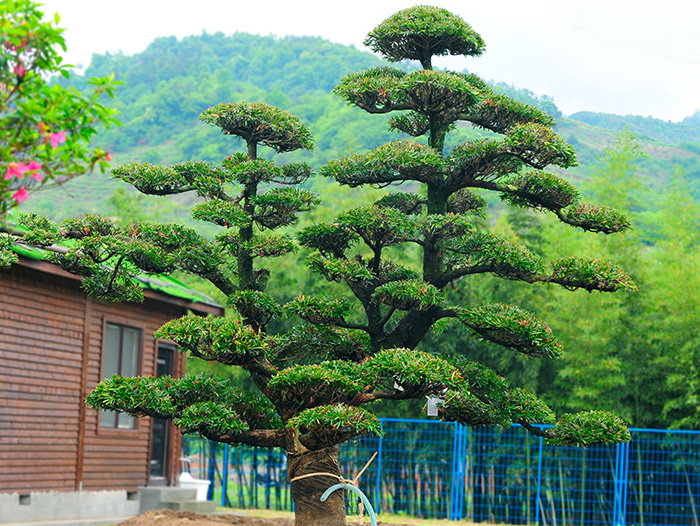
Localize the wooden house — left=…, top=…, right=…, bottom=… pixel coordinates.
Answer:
left=0, top=245, right=224, bottom=521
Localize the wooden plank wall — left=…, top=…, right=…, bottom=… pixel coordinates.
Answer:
left=0, top=261, right=187, bottom=493
left=0, top=264, right=85, bottom=492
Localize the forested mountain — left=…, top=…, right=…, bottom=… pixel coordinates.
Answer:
left=63, top=32, right=586, bottom=167
left=31, top=32, right=569, bottom=216
left=71, top=33, right=403, bottom=165
left=571, top=110, right=700, bottom=144
left=23, top=32, right=700, bottom=429
left=36, top=31, right=700, bottom=216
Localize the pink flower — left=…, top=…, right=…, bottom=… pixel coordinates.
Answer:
left=4, top=160, right=42, bottom=181
left=25, top=160, right=42, bottom=171
left=4, top=162, right=23, bottom=180
left=13, top=63, right=26, bottom=78
left=5, top=41, right=25, bottom=52
left=12, top=187, right=30, bottom=203
left=50, top=131, right=67, bottom=148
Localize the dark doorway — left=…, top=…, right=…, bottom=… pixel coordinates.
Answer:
left=150, top=343, right=175, bottom=482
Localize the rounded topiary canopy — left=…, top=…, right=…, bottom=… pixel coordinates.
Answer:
left=200, top=102, right=314, bottom=153
left=364, top=5, right=485, bottom=68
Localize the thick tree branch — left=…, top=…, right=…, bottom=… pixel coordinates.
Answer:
left=518, top=421, right=555, bottom=440
left=333, top=319, right=371, bottom=332
left=349, top=386, right=428, bottom=405
left=202, top=428, right=287, bottom=449
left=438, top=264, right=540, bottom=287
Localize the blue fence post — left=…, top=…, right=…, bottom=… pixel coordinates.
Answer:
left=374, top=428, right=384, bottom=514
left=450, top=422, right=458, bottom=520
left=614, top=440, right=630, bottom=526
left=450, top=423, right=467, bottom=521
left=221, top=443, right=229, bottom=508
left=207, top=440, right=216, bottom=501
left=534, top=435, right=544, bottom=526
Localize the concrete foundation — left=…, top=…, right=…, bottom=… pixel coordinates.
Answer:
left=138, top=487, right=216, bottom=514
left=0, top=490, right=139, bottom=523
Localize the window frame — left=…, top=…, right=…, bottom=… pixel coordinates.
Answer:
left=149, top=341, right=178, bottom=481
left=97, top=319, right=144, bottom=432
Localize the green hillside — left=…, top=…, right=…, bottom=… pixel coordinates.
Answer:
left=69, top=32, right=403, bottom=164
left=571, top=110, right=700, bottom=144
left=24, top=32, right=700, bottom=221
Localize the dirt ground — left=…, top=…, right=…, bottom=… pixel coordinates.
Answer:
left=118, top=509, right=412, bottom=526
left=118, top=510, right=293, bottom=526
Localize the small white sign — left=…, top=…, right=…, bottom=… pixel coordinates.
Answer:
left=427, top=397, right=445, bottom=416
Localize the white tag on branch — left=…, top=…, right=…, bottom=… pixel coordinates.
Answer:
left=427, top=396, right=445, bottom=417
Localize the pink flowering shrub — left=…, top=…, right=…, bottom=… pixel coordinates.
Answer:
left=0, top=0, right=121, bottom=214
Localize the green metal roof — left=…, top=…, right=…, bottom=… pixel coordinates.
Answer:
left=13, top=240, right=220, bottom=305
left=4, top=212, right=221, bottom=307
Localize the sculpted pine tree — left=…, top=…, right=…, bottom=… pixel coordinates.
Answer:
left=0, top=7, right=636, bottom=526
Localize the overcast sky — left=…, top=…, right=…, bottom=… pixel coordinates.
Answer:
left=41, top=0, right=700, bottom=122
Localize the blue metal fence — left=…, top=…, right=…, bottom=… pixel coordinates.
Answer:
left=181, top=419, right=700, bottom=525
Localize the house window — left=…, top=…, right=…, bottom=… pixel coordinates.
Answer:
left=100, top=323, right=141, bottom=429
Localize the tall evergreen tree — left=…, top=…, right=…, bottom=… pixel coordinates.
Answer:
left=1, top=7, right=635, bottom=525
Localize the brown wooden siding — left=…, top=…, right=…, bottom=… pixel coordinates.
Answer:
left=0, top=264, right=84, bottom=492
left=0, top=258, right=204, bottom=494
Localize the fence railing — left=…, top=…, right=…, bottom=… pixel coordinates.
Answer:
left=181, top=419, right=700, bottom=526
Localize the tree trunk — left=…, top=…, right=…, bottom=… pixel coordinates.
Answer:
left=287, top=446, right=347, bottom=526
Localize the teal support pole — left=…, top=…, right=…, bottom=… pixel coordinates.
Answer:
left=321, top=483, right=377, bottom=526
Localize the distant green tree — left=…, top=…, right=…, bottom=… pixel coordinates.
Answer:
left=535, top=132, right=648, bottom=420
left=1, top=7, right=635, bottom=526
left=649, top=179, right=700, bottom=428
left=106, top=187, right=179, bottom=225
left=0, top=0, right=120, bottom=215
left=513, top=131, right=700, bottom=429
